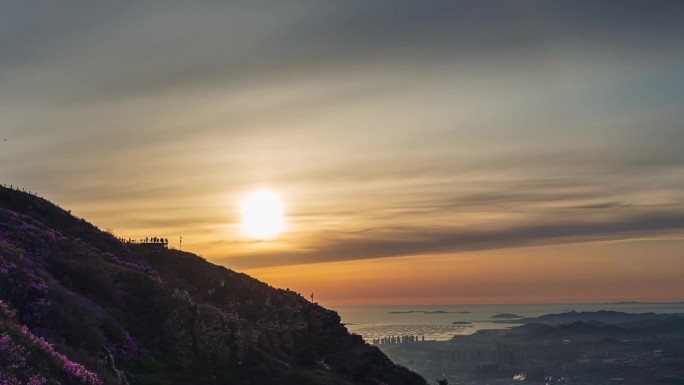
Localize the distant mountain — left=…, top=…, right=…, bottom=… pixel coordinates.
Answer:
left=387, top=310, right=471, bottom=314
left=491, top=313, right=522, bottom=319
left=509, top=321, right=630, bottom=340
left=462, top=314, right=684, bottom=343
left=0, top=186, right=426, bottom=385
left=500, top=310, right=683, bottom=326
left=603, top=301, right=684, bottom=305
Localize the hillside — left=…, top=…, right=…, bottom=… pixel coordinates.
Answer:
left=503, top=310, right=679, bottom=326
left=0, top=185, right=426, bottom=385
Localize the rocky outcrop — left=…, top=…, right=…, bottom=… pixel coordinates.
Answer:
left=100, top=348, right=130, bottom=385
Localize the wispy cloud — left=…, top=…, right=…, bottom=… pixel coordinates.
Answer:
left=225, top=211, right=684, bottom=269
left=2, top=1, right=684, bottom=285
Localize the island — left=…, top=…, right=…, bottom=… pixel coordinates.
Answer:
left=491, top=313, right=522, bottom=319
left=388, top=310, right=471, bottom=314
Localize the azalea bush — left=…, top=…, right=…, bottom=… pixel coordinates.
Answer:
left=1, top=296, right=102, bottom=385
left=0, top=210, right=143, bottom=363
left=0, top=333, right=47, bottom=385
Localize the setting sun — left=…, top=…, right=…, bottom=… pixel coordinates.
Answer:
left=4, top=3, right=684, bottom=385
left=239, top=189, right=285, bottom=239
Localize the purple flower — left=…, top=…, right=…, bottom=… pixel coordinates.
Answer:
left=27, top=282, right=48, bottom=295
left=0, top=334, right=28, bottom=368
left=0, top=300, right=16, bottom=320
left=26, top=376, right=47, bottom=385
left=0, top=373, right=21, bottom=385
left=63, top=361, right=102, bottom=385
left=19, top=326, right=102, bottom=385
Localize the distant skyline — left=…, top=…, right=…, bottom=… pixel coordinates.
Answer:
left=2, top=1, right=684, bottom=305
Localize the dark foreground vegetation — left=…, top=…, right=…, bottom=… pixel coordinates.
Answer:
left=0, top=185, right=426, bottom=385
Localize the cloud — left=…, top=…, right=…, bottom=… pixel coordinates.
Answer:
left=225, top=211, right=684, bottom=269
left=570, top=202, right=632, bottom=210
left=2, top=1, right=684, bottom=274
left=3, top=1, right=684, bottom=105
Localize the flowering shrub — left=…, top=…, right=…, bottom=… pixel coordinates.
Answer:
left=1, top=193, right=150, bottom=382
left=0, top=333, right=46, bottom=385
left=1, top=217, right=144, bottom=364
left=108, top=331, right=139, bottom=360
left=0, top=335, right=27, bottom=369
left=26, top=376, right=47, bottom=385
left=20, top=326, right=102, bottom=385
left=0, top=299, right=16, bottom=320
left=0, top=210, right=60, bottom=254
left=0, top=254, right=50, bottom=330
left=63, top=362, right=101, bottom=385
left=0, top=372, right=21, bottom=385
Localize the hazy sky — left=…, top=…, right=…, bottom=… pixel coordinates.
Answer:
left=2, top=1, right=684, bottom=305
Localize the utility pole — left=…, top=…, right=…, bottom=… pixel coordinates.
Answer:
left=179, top=236, right=182, bottom=251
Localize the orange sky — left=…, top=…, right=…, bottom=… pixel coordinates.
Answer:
left=2, top=2, right=684, bottom=305
left=242, top=238, right=684, bottom=306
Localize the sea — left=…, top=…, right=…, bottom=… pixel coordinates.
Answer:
left=334, top=302, right=684, bottom=342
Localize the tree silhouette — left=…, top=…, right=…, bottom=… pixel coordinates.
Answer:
left=437, top=378, right=449, bottom=385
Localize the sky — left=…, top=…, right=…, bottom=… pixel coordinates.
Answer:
left=2, top=1, right=684, bottom=306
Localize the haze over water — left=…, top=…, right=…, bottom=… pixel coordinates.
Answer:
left=336, top=302, right=684, bottom=341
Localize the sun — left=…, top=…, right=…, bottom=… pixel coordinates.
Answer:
left=239, top=189, right=285, bottom=239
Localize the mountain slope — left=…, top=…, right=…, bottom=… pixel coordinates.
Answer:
left=0, top=185, right=426, bottom=385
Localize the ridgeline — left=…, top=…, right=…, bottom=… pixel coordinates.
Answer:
left=0, top=185, right=426, bottom=385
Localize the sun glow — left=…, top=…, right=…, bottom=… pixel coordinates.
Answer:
left=240, top=190, right=285, bottom=239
